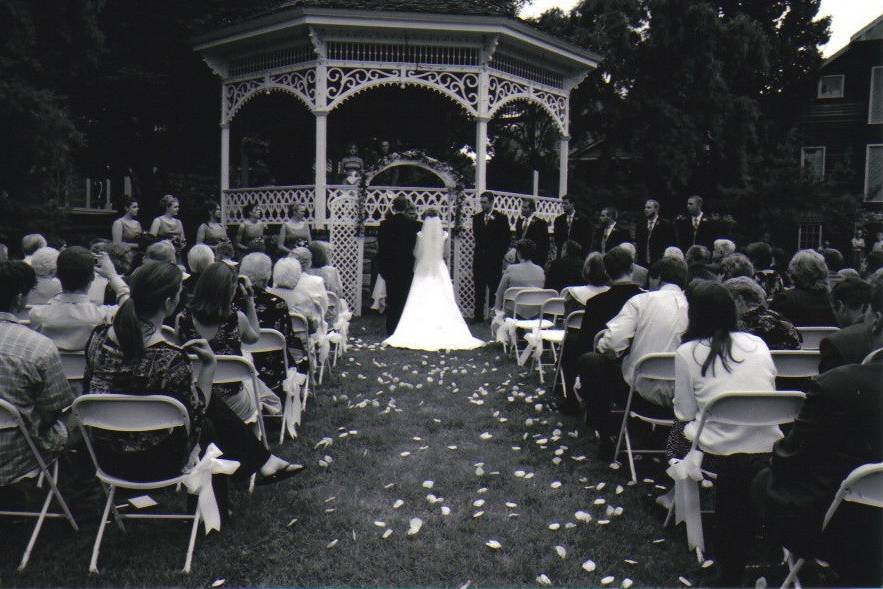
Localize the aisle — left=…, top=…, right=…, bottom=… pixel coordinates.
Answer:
left=4, top=316, right=702, bottom=588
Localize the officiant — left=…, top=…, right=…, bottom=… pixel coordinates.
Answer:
left=472, top=191, right=510, bottom=323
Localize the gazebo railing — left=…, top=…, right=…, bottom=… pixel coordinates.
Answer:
left=222, top=185, right=315, bottom=224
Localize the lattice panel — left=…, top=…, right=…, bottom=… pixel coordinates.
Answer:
left=487, top=73, right=569, bottom=136
left=328, top=194, right=364, bottom=316
left=453, top=227, right=476, bottom=318
left=224, top=67, right=316, bottom=122
left=222, top=186, right=315, bottom=224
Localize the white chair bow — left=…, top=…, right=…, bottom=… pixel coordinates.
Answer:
left=183, top=443, right=240, bottom=534
left=517, top=325, right=543, bottom=367
left=282, top=368, right=307, bottom=437
left=665, top=449, right=705, bottom=556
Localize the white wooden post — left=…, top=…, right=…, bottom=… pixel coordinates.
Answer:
left=533, top=170, right=539, bottom=196
left=558, top=136, right=569, bottom=197
left=314, top=57, right=328, bottom=228
left=220, top=124, right=230, bottom=192
left=475, top=117, right=488, bottom=195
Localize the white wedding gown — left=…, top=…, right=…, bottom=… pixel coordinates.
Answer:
left=383, top=217, right=485, bottom=351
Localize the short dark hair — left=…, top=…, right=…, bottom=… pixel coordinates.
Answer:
left=719, top=253, right=754, bottom=281
left=602, top=206, right=618, bottom=220
left=479, top=191, right=494, bottom=202
left=688, top=194, right=704, bottom=208
left=745, top=242, right=773, bottom=269
left=650, top=256, right=688, bottom=289
left=515, top=239, right=536, bottom=261
left=205, top=200, right=220, bottom=221
left=602, top=246, right=632, bottom=280
left=57, top=246, right=96, bottom=292
left=832, top=276, right=871, bottom=309
left=307, top=241, right=330, bottom=268
left=190, top=262, right=236, bottom=325
left=392, top=195, right=409, bottom=212
left=582, top=252, right=610, bottom=286
left=686, top=245, right=711, bottom=265
left=562, top=239, right=582, bottom=258
left=822, top=248, right=844, bottom=272
left=242, top=203, right=258, bottom=218
left=0, top=262, right=36, bottom=312
left=561, top=194, right=574, bottom=203
left=521, top=198, right=536, bottom=212
left=866, top=250, right=883, bottom=277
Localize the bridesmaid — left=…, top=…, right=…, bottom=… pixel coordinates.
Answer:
left=277, top=202, right=311, bottom=255
left=235, top=203, right=266, bottom=255
left=149, top=194, right=187, bottom=256
left=111, top=198, right=143, bottom=247
left=196, top=200, right=231, bottom=252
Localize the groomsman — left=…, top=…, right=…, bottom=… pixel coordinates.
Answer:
left=675, top=195, right=716, bottom=251
left=634, top=199, right=675, bottom=266
left=377, top=195, right=419, bottom=335
left=591, top=206, right=630, bottom=254
left=553, top=194, right=591, bottom=256
left=515, top=198, right=550, bottom=266
left=472, top=192, right=511, bottom=322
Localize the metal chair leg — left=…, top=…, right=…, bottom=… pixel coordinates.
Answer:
left=182, top=508, right=201, bottom=574
left=89, top=486, right=116, bottom=574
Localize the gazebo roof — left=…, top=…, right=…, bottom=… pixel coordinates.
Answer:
left=276, top=0, right=516, bottom=17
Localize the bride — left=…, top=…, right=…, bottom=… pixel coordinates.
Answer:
left=383, top=209, right=485, bottom=351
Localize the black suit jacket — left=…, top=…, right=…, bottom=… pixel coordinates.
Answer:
left=515, top=216, right=550, bottom=266
left=590, top=224, right=630, bottom=254
left=635, top=217, right=676, bottom=266
left=553, top=213, right=592, bottom=256
left=770, top=287, right=838, bottom=328
left=377, top=213, right=419, bottom=282
left=675, top=214, right=716, bottom=251
left=472, top=211, right=511, bottom=272
left=818, top=320, right=878, bottom=374
left=545, top=255, right=584, bottom=292
left=576, top=282, right=644, bottom=352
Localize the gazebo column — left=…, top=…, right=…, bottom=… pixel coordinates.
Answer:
left=475, top=116, right=489, bottom=195
left=558, top=135, right=569, bottom=197
left=220, top=123, right=230, bottom=192
left=314, top=111, right=328, bottom=227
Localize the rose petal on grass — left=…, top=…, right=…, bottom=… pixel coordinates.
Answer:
left=400, top=451, right=411, bottom=457
left=622, top=578, right=634, bottom=588
left=480, top=432, right=493, bottom=440
left=536, top=574, right=552, bottom=586
left=211, top=579, right=225, bottom=587
left=373, top=521, right=386, bottom=527
left=548, top=522, right=561, bottom=530
left=514, top=470, right=526, bottom=478
left=393, top=499, right=404, bottom=509
left=473, top=511, right=485, bottom=518
left=475, top=466, right=485, bottom=476
left=624, top=559, right=638, bottom=565
left=326, top=539, right=338, bottom=548
left=473, top=499, right=485, bottom=507
left=594, top=498, right=606, bottom=505
left=702, top=560, right=714, bottom=569
left=551, top=481, right=562, bottom=489
left=286, top=518, right=298, bottom=527
left=582, top=560, right=596, bottom=572
left=505, top=502, right=517, bottom=508
left=407, top=517, right=423, bottom=536
left=525, top=472, right=535, bottom=479
left=575, top=510, right=592, bottom=522
left=601, top=576, right=615, bottom=585
left=615, top=485, right=624, bottom=495
left=422, top=480, right=434, bottom=489
left=382, top=529, right=393, bottom=539
left=554, top=545, right=567, bottom=559
left=678, top=577, right=692, bottom=586
left=485, top=540, right=502, bottom=550
left=609, top=462, right=621, bottom=470
left=441, top=506, right=451, bottom=516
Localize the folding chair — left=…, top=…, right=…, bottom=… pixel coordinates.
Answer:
left=612, top=352, right=677, bottom=483
left=861, top=346, right=883, bottom=365
left=593, top=328, right=607, bottom=352
left=0, top=399, right=79, bottom=571
left=213, top=355, right=268, bottom=451
left=59, top=351, right=87, bottom=382
left=532, top=297, right=566, bottom=383
left=795, top=326, right=838, bottom=351
left=325, top=291, right=342, bottom=367
left=502, top=287, right=529, bottom=318
left=781, top=462, right=883, bottom=588
left=289, top=310, right=315, bottom=388
left=71, top=394, right=202, bottom=574
left=667, top=390, right=805, bottom=563
left=550, top=310, right=584, bottom=403
left=242, top=328, right=299, bottom=444
left=771, top=350, right=820, bottom=387
left=511, top=289, right=558, bottom=361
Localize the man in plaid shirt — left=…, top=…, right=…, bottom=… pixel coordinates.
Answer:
left=0, top=261, right=75, bottom=484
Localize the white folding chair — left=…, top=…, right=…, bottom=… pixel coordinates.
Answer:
left=242, top=328, right=299, bottom=444
left=612, top=353, right=677, bottom=483
left=551, top=310, right=584, bottom=403
left=71, top=394, right=202, bottom=574
left=59, top=351, right=87, bottom=382
left=861, top=347, right=883, bottom=365
left=781, top=462, right=883, bottom=588
left=325, top=291, right=342, bottom=367
left=771, top=350, right=820, bottom=381
left=213, top=355, right=268, bottom=451
left=669, top=390, right=805, bottom=563
left=593, top=328, right=607, bottom=352
left=0, top=399, right=79, bottom=571
left=795, top=326, right=838, bottom=351
left=511, top=289, right=558, bottom=361
left=289, top=310, right=314, bottom=408
left=502, top=287, right=529, bottom=319
left=527, top=297, right=566, bottom=382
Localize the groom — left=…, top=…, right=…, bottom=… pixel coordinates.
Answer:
left=378, top=195, right=420, bottom=335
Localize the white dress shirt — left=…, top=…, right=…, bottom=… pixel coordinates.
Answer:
left=674, top=333, right=781, bottom=455
left=598, top=283, right=688, bottom=405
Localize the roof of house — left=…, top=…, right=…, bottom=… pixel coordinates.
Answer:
left=822, top=12, right=883, bottom=67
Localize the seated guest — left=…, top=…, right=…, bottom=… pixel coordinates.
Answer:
left=289, top=247, right=330, bottom=326
left=723, top=277, right=800, bottom=349
left=27, top=247, right=62, bottom=305
left=685, top=244, right=711, bottom=267
left=670, top=281, right=778, bottom=585
left=0, top=242, right=7, bottom=263
left=545, top=239, right=585, bottom=292
left=306, top=241, right=343, bottom=300
left=818, top=278, right=883, bottom=373
left=29, top=247, right=129, bottom=352
left=21, top=233, right=47, bottom=266
left=554, top=247, right=641, bottom=412
left=864, top=250, right=883, bottom=278
left=719, top=253, right=754, bottom=281
left=561, top=251, right=609, bottom=316
left=618, top=242, right=648, bottom=287
left=270, top=258, right=325, bottom=333
left=0, top=262, right=76, bottom=486
left=238, top=253, right=301, bottom=395
left=143, top=240, right=177, bottom=266
left=712, top=238, right=736, bottom=263
left=577, top=255, right=688, bottom=457
left=84, top=262, right=300, bottom=485
left=831, top=276, right=871, bottom=328
left=166, top=244, right=214, bottom=328
left=771, top=250, right=837, bottom=327
left=663, top=246, right=685, bottom=263
left=176, top=262, right=264, bottom=421
left=494, top=239, right=545, bottom=312
left=822, top=247, right=845, bottom=288
left=746, top=241, right=784, bottom=300
left=753, top=358, right=882, bottom=587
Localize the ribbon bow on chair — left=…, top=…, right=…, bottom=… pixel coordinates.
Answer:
left=282, top=369, right=307, bottom=437
left=183, top=443, right=240, bottom=534
left=518, top=325, right=543, bottom=367
left=665, top=449, right=706, bottom=560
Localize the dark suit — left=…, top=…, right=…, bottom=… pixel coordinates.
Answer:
left=770, top=287, right=838, bottom=328
left=515, top=216, right=550, bottom=267
left=754, top=361, right=883, bottom=586
left=818, top=320, right=878, bottom=373
left=472, top=211, right=511, bottom=320
left=553, top=213, right=592, bottom=256
left=635, top=217, right=676, bottom=266
left=377, top=212, right=419, bottom=335
left=545, top=255, right=584, bottom=292
left=675, top=214, right=716, bottom=251
left=590, top=223, right=630, bottom=254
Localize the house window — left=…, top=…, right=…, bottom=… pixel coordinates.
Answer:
left=801, top=146, right=826, bottom=182
left=866, top=144, right=883, bottom=203
left=869, top=66, right=883, bottom=124
left=817, top=74, right=844, bottom=99
left=798, top=223, right=823, bottom=251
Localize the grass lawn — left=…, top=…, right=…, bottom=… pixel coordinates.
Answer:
left=2, top=315, right=710, bottom=587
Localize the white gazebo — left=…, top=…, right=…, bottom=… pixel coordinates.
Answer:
left=194, top=1, right=599, bottom=314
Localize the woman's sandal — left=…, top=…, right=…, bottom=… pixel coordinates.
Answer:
left=255, top=463, right=305, bottom=486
